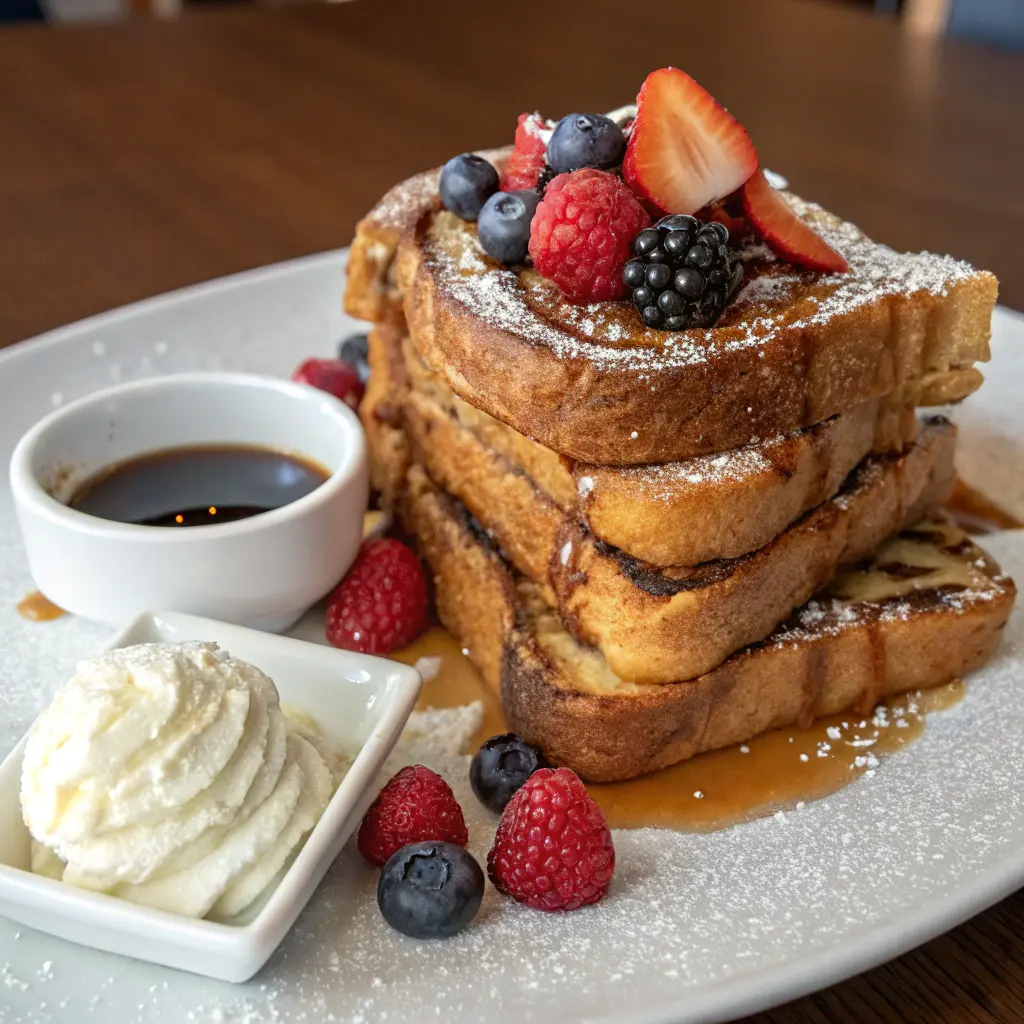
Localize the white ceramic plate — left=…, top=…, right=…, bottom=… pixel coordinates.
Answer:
left=1, top=252, right=1024, bottom=1024
left=0, top=610, right=420, bottom=983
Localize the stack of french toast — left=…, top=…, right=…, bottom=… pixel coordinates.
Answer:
left=344, top=69, right=1016, bottom=782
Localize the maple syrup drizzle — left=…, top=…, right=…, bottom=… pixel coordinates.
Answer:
left=16, top=591, right=66, bottom=622
left=944, top=478, right=1023, bottom=535
left=395, top=627, right=965, bottom=832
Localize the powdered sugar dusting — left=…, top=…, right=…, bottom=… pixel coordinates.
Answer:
left=427, top=189, right=984, bottom=376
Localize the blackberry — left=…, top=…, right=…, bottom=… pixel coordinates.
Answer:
left=535, top=163, right=558, bottom=194
left=623, top=216, right=743, bottom=330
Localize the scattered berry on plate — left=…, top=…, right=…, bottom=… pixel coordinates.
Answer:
left=325, top=537, right=429, bottom=655
left=336, top=332, right=371, bottom=384
left=358, top=765, right=469, bottom=867
left=546, top=113, right=627, bottom=174
left=469, top=733, right=550, bottom=813
left=439, top=153, right=500, bottom=221
left=623, top=67, right=758, bottom=217
left=477, top=190, right=542, bottom=264
left=291, top=357, right=364, bottom=409
left=623, top=214, right=742, bottom=329
left=502, top=112, right=555, bottom=192
left=741, top=167, right=849, bottom=272
left=487, top=766, right=615, bottom=912
left=528, top=168, right=650, bottom=304
left=377, top=841, right=484, bottom=939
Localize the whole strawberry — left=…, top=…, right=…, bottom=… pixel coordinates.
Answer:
left=291, top=357, right=364, bottom=410
left=358, top=765, right=469, bottom=867
left=487, top=766, right=615, bottom=912
left=325, top=538, right=429, bottom=654
left=528, top=168, right=650, bottom=305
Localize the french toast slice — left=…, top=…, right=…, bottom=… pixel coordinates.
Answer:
left=402, top=465, right=1016, bottom=782
left=397, top=330, right=921, bottom=565
left=403, top=368, right=957, bottom=682
left=345, top=159, right=995, bottom=465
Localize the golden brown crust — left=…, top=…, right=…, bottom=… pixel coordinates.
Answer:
left=345, top=158, right=996, bottom=465
left=358, top=323, right=411, bottom=505
left=404, top=374, right=958, bottom=681
left=401, top=469, right=1016, bottom=782
left=402, top=332, right=922, bottom=565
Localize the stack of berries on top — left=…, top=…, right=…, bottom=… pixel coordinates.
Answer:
left=437, top=67, right=848, bottom=329
left=358, top=733, right=615, bottom=939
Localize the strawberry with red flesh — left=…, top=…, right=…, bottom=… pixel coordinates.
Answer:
left=741, top=168, right=849, bottom=273
left=502, top=113, right=555, bottom=192
left=623, top=68, right=758, bottom=218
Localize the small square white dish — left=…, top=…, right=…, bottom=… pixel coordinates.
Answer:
left=0, top=610, right=421, bottom=983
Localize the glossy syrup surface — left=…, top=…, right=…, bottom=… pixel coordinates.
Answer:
left=70, top=444, right=330, bottom=528
left=16, top=591, right=65, bottom=622
left=393, top=628, right=964, bottom=832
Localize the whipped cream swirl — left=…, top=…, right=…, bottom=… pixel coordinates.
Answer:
left=21, top=641, right=334, bottom=920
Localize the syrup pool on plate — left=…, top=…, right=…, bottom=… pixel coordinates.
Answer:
left=394, top=627, right=965, bottom=832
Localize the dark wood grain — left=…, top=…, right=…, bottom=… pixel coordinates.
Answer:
left=1, top=2, right=1023, bottom=1020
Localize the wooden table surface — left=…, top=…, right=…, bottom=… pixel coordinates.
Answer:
left=1, top=0, right=1023, bottom=1019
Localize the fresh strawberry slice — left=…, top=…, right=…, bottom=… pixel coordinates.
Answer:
left=623, top=68, right=758, bottom=216
left=502, top=112, right=554, bottom=191
left=741, top=168, right=849, bottom=273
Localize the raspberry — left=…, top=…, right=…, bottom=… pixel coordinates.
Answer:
left=291, top=357, right=364, bottom=410
left=487, top=767, right=615, bottom=912
left=528, top=169, right=650, bottom=304
left=358, top=765, right=469, bottom=867
left=501, top=112, right=554, bottom=192
left=325, top=538, right=429, bottom=654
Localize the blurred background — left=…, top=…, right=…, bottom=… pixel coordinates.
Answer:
left=4, top=0, right=1023, bottom=47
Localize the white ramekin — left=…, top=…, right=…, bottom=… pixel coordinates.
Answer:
left=9, top=373, right=368, bottom=631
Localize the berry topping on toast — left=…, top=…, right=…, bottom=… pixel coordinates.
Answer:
left=529, top=168, right=650, bottom=304
left=502, top=112, right=555, bottom=192
left=742, top=168, right=849, bottom=273
left=623, top=67, right=758, bottom=217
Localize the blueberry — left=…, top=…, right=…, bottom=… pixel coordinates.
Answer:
left=377, top=842, right=484, bottom=939
left=674, top=268, right=705, bottom=299
left=645, top=263, right=671, bottom=290
left=336, top=332, right=370, bottom=384
left=547, top=113, right=626, bottom=173
left=477, top=190, right=541, bottom=264
left=641, top=305, right=663, bottom=327
left=633, top=229, right=662, bottom=257
left=632, top=286, right=654, bottom=310
left=656, top=214, right=699, bottom=234
left=470, top=733, right=550, bottom=813
left=622, top=260, right=646, bottom=289
left=439, top=154, right=499, bottom=221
